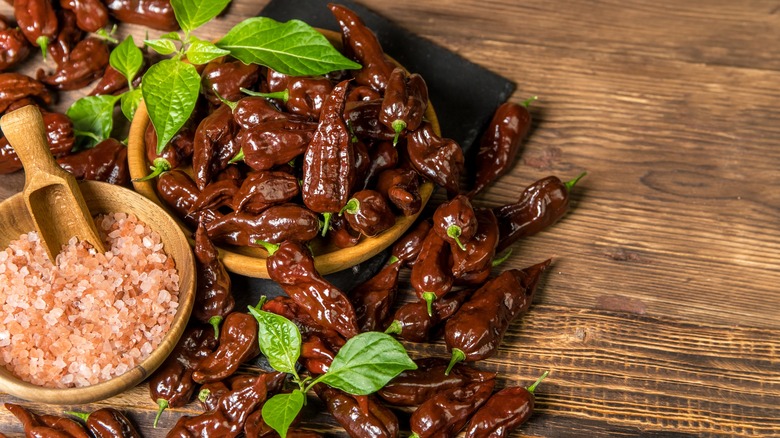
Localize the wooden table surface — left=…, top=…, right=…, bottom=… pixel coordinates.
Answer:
left=1, top=0, right=779, bottom=436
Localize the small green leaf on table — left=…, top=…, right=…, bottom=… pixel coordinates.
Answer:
left=142, top=59, right=200, bottom=155
left=171, top=0, right=232, bottom=33
left=66, top=95, right=121, bottom=149
left=110, top=35, right=144, bottom=87
left=262, top=390, right=305, bottom=438
left=145, top=38, right=179, bottom=56
left=186, top=38, right=230, bottom=65
left=120, top=88, right=143, bottom=121
left=247, top=303, right=302, bottom=377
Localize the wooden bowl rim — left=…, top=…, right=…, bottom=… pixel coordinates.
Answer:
left=128, top=28, right=439, bottom=278
left=0, top=181, right=196, bottom=404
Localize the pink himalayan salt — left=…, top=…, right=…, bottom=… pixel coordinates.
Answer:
left=0, top=213, right=180, bottom=388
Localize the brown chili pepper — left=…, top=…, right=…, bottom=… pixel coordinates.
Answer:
left=193, top=104, right=240, bottom=190
left=432, top=194, right=478, bottom=250
left=232, top=96, right=289, bottom=130
left=105, top=0, right=178, bottom=31
left=451, top=208, right=499, bottom=277
left=315, top=385, right=399, bottom=438
left=0, top=110, right=74, bottom=173
left=349, top=261, right=401, bottom=332
left=0, top=20, right=31, bottom=71
left=341, top=189, right=395, bottom=237
left=406, top=121, right=464, bottom=197
left=141, top=121, right=196, bottom=180
left=301, top=333, right=338, bottom=374
left=37, top=38, right=109, bottom=90
left=464, top=372, right=549, bottom=438
left=267, top=68, right=334, bottom=119
left=410, top=230, right=454, bottom=316
left=5, top=404, right=89, bottom=438
left=89, top=62, right=144, bottom=96
left=302, top=79, right=354, bottom=222
left=375, top=168, right=421, bottom=216
left=344, top=99, right=395, bottom=142
left=244, top=411, right=323, bottom=438
left=377, top=357, right=495, bottom=407
left=231, top=170, right=300, bottom=214
left=14, top=0, right=57, bottom=56
left=234, top=119, right=315, bottom=171
left=384, top=288, right=471, bottom=343
left=59, top=0, right=109, bottom=32
left=190, top=178, right=240, bottom=213
left=261, top=296, right=346, bottom=352
left=47, top=9, right=82, bottom=66
left=380, top=68, right=428, bottom=145
left=468, top=100, right=535, bottom=197
left=66, top=408, right=140, bottom=438
left=390, top=219, right=431, bottom=266
left=192, top=312, right=260, bottom=383
left=324, top=213, right=361, bottom=249
left=202, top=60, right=261, bottom=106
left=156, top=169, right=203, bottom=225
left=193, top=222, right=235, bottom=338
left=149, top=324, right=218, bottom=427
left=258, top=240, right=360, bottom=339
left=454, top=263, right=491, bottom=287
left=206, top=204, right=320, bottom=246
left=0, top=72, right=52, bottom=113
left=351, top=137, right=370, bottom=190
left=56, top=138, right=129, bottom=185
left=444, top=260, right=551, bottom=372
left=198, top=374, right=263, bottom=411
left=361, top=140, right=398, bottom=190
left=347, top=84, right=381, bottom=103
left=329, top=3, right=395, bottom=92
left=494, top=173, right=586, bottom=253
left=409, top=379, right=495, bottom=438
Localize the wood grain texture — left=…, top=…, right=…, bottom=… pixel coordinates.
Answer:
left=1, top=0, right=779, bottom=436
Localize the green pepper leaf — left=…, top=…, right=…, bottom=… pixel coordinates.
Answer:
left=315, top=332, right=416, bottom=395
left=262, top=390, right=305, bottom=438
left=110, top=35, right=144, bottom=87
left=159, top=31, right=182, bottom=41
left=247, top=303, right=301, bottom=376
left=186, top=38, right=230, bottom=65
left=145, top=38, right=178, bottom=56
left=66, top=95, right=121, bottom=149
left=142, top=59, right=200, bottom=155
left=217, top=17, right=361, bottom=76
left=171, top=0, right=231, bottom=33
left=120, top=88, right=143, bottom=121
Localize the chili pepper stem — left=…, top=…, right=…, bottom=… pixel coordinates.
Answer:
left=197, top=388, right=211, bottom=402
left=339, top=199, right=359, bottom=216
left=422, top=292, right=436, bottom=317
left=384, top=320, right=402, bottom=335
left=522, top=96, right=538, bottom=108
left=565, top=172, right=587, bottom=191
left=64, top=411, right=90, bottom=422
left=213, top=88, right=238, bottom=112
left=527, top=370, right=550, bottom=394
left=447, top=225, right=466, bottom=251
left=387, top=255, right=400, bottom=265
left=133, top=157, right=172, bottom=182
left=409, top=434, right=420, bottom=438
left=391, top=119, right=406, bottom=146
left=208, top=315, right=223, bottom=340
left=445, top=348, right=466, bottom=375
left=36, top=36, right=49, bottom=59
left=255, top=240, right=280, bottom=256
left=492, top=249, right=514, bottom=267
left=229, top=148, right=245, bottom=164
left=240, top=87, right=290, bottom=103
left=321, top=213, right=333, bottom=237
left=153, top=398, right=168, bottom=428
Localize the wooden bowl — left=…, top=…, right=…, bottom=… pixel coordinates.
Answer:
left=128, top=29, right=437, bottom=278
left=0, top=181, right=196, bottom=404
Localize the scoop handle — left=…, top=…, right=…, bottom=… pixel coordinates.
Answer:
left=0, top=105, right=106, bottom=258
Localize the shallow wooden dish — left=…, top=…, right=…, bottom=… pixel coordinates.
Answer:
left=0, top=181, right=196, bottom=404
left=128, top=29, right=437, bottom=278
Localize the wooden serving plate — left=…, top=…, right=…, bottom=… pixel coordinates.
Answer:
left=0, top=181, right=196, bottom=404
left=128, top=29, right=437, bottom=278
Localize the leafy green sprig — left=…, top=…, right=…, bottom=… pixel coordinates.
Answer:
left=248, top=298, right=417, bottom=438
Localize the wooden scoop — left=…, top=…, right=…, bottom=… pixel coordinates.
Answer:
left=0, top=105, right=105, bottom=261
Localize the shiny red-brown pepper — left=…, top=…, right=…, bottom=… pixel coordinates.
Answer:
left=302, top=80, right=355, bottom=214
left=190, top=178, right=240, bottom=213
left=0, top=72, right=52, bottom=113
left=237, top=119, right=315, bottom=171
left=328, top=3, right=395, bottom=92
left=260, top=240, right=360, bottom=339
left=0, top=18, right=31, bottom=71
left=493, top=174, right=585, bottom=253
left=261, top=296, right=346, bottom=354
left=192, top=312, right=260, bottom=383
left=377, top=357, right=495, bottom=407
left=346, top=84, right=381, bottom=102
left=232, top=96, right=289, bottom=130
left=193, top=222, right=235, bottom=338
left=464, top=372, right=548, bottom=438
left=37, top=37, right=109, bottom=90
left=384, top=288, right=471, bottom=343
left=232, top=170, right=300, bottom=214
left=390, top=219, right=431, bottom=267
left=143, top=121, right=196, bottom=180
left=380, top=68, right=428, bottom=145
left=155, top=169, right=203, bottom=225
left=410, top=230, right=454, bottom=315
left=67, top=408, right=141, bottom=438
left=375, top=168, right=422, bottom=216
left=244, top=411, right=323, bottom=438
left=432, top=194, right=478, bottom=250
left=59, top=0, right=109, bottom=32
left=468, top=101, right=533, bottom=197
left=341, top=189, right=396, bottom=237
left=5, top=403, right=89, bottom=438
left=445, top=260, right=552, bottom=371
left=267, top=68, right=334, bottom=119
left=406, top=121, right=464, bottom=197
left=202, top=60, right=261, bottom=106
left=451, top=208, right=499, bottom=278
left=408, top=379, right=496, bottom=438
left=362, top=140, right=398, bottom=189
left=325, top=213, right=361, bottom=249
left=14, top=0, right=57, bottom=55
left=1, top=110, right=74, bottom=173
left=315, top=385, right=400, bottom=438
left=56, top=138, right=129, bottom=186
left=344, top=100, right=395, bottom=142
left=104, top=0, right=179, bottom=31
left=206, top=204, right=321, bottom=246
left=47, top=9, right=82, bottom=66
left=193, top=104, right=240, bottom=190
left=349, top=261, right=402, bottom=332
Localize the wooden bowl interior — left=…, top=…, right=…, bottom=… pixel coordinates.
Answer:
left=128, top=29, right=438, bottom=278
left=0, top=181, right=195, bottom=404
